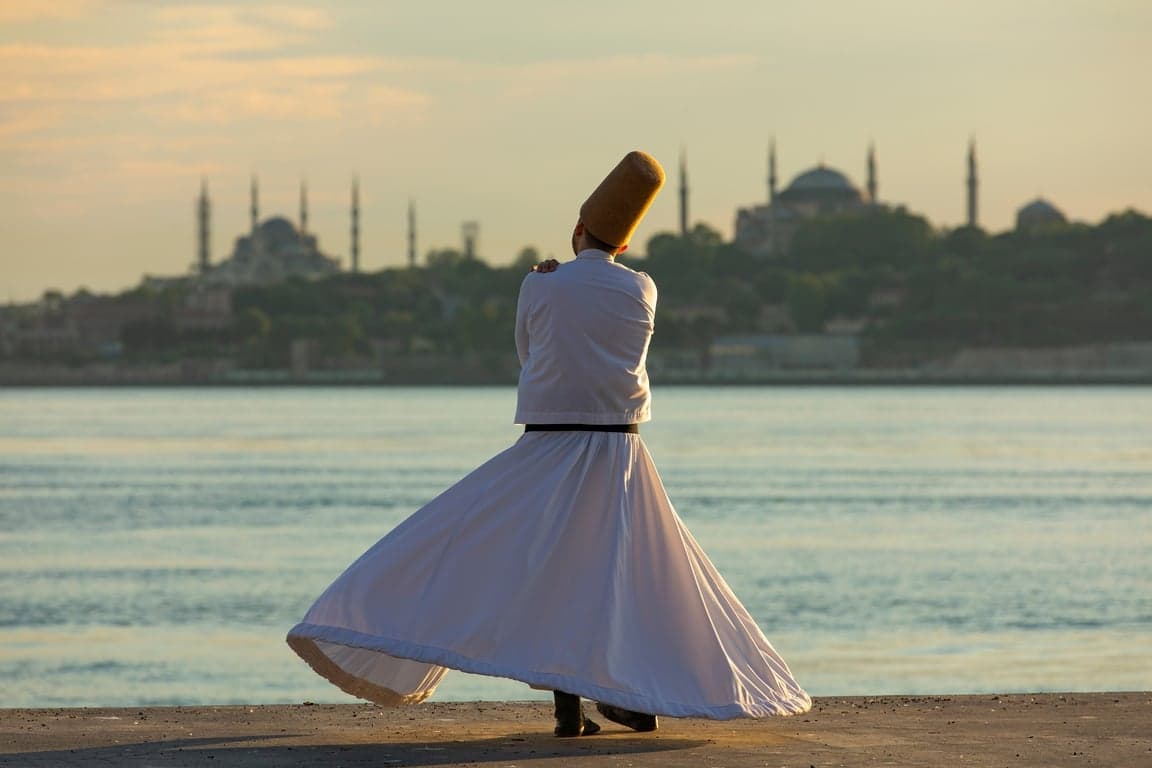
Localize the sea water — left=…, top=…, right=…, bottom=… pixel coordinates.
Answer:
left=1, top=386, right=1149, bottom=707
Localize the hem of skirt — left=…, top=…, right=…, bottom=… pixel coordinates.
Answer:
left=286, top=632, right=434, bottom=706
left=286, top=622, right=812, bottom=719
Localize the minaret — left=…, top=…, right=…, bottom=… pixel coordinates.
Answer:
left=866, top=142, right=878, bottom=204
left=967, top=139, right=979, bottom=228
left=249, top=174, right=261, bottom=255
left=678, top=147, right=689, bottom=237
left=768, top=137, right=778, bottom=204
left=299, top=179, right=309, bottom=235
left=249, top=175, right=259, bottom=234
left=407, top=199, right=417, bottom=268
left=350, top=176, right=361, bottom=273
left=196, top=178, right=211, bottom=274
left=462, top=221, right=479, bottom=260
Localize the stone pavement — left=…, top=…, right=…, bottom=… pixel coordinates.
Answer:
left=1, top=693, right=1148, bottom=767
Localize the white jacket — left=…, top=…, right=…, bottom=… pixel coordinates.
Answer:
left=514, top=249, right=656, bottom=425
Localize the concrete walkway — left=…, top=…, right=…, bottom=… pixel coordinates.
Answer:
left=1, top=693, right=1147, bottom=767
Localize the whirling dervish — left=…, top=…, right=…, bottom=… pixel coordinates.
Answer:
left=287, top=150, right=811, bottom=736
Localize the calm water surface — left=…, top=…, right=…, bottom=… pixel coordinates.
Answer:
left=1, top=386, right=1149, bottom=706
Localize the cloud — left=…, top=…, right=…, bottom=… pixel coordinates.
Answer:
left=0, top=4, right=747, bottom=190
left=0, top=43, right=120, bottom=82
left=0, top=107, right=64, bottom=140
left=248, top=4, right=332, bottom=31
left=0, top=43, right=411, bottom=112
left=0, top=4, right=431, bottom=132
left=0, top=0, right=105, bottom=23
left=151, top=5, right=306, bottom=54
left=156, top=4, right=333, bottom=34
left=5, top=129, right=228, bottom=156
left=117, top=158, right=231, bottom=179
left=0, top=2, right=746, bottom=140
left=145, top=83, right=349, bottom=124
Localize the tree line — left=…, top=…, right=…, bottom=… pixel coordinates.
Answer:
left=45, top=207, right=1152, bottom=368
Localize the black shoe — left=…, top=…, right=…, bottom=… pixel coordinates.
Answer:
left=595, top=702, right=658, bottom=732
left=553, top=691, right=601, bottom=737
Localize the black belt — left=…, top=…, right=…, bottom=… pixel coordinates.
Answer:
left=524, top=423, right=639, bottom=433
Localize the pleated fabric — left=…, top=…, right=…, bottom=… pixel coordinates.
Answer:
left=287, top=431, right=811, bottom=719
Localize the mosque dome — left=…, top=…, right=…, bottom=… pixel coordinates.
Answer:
left=1016, top=197, right=1067, bottom=231
left=260, top=216, right=298, bottom=238
left=779, top=165, right=863, bottom=206
left=258, top=216, right=301, bottom=251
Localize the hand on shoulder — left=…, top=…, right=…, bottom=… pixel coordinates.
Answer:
left=531, top=259, right=560, bottom=274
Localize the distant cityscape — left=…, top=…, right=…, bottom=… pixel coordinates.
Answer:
left=190, top=139, right=1072, bottom=289
left=2, top=140, right=1149, bottom=385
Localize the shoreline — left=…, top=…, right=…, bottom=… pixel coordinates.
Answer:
left=3, top=370, right=1152, bottom=387
left=2, top=693, right=1147, bottom=767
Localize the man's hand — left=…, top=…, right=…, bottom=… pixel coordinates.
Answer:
left=531, top=259, right=560, bottom=273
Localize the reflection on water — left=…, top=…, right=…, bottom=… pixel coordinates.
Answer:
left=1, top=387, right=1149, bottom=706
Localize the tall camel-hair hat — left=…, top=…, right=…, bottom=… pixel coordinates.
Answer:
left=579, top=150, right=665, bottom=248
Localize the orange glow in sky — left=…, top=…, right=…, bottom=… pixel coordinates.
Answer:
left=2, top=1, right=1149, bottom=300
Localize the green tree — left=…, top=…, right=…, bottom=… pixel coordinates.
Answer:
left=787, top=274, right=831, bottom=332
left=512, top=246, right=542, bottom=272
left=122, top=318, right=177, bottom=356
left=641, top=229, right=717, bottom=300
left=789, top=208, right=934, bottom=272
left=236, top=307, right=270, bottom=341
left=426, top=248, right=467, bottom=270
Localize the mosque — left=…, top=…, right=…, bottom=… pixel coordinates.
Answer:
left=193, top=177, right=426, bottom=286
left=194, top=177, right=356, bottom=287
left=699, top=140, right=1070, bottom=256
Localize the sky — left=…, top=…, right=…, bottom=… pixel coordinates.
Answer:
left=2, top=0, right=1150, bottom=302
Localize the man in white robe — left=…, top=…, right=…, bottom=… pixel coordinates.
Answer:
left=515, top=153, right=666, bottom=733
left=286, top=151, right=811, bottom=737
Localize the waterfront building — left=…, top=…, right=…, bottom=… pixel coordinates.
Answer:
left=710, top=333, right=861, bottom=373
left=173, top=284, right=233, bottom=332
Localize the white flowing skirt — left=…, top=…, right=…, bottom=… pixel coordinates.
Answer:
left=287, top=431, right=811, bottom=719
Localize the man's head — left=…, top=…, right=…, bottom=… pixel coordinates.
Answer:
left=577, top=151, right=665, bottom=254
left=571, top=220, right=626, bottom=256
